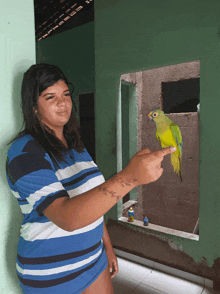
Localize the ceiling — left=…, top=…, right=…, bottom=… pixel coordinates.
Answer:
left=34, top=0, right=94, bottom=41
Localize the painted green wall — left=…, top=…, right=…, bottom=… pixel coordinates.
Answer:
left=95, top=0, right=220, bottom=267
left=0, top=1, right=35, bottom=293
left=36, top=22, right=95, bottom=114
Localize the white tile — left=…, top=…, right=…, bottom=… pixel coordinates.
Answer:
left=202, top=287, right=217, bottom=294
left=142, top=270, right=204, bottom=294
left=115, top=249, right=209, bottom=288
left=131, top=282, right=167, bottom=294
left=117, top=257, right=152, bottom=282
left=204, top=279, right=214, bottom=289
left=114, top=249, right=154, bottom=268
left=112, top=273, right=140, bottom=294
left=153, top=261, right=205, bottom=286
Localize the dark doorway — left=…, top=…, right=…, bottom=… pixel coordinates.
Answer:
left=79, top=93, right=96, bottom=162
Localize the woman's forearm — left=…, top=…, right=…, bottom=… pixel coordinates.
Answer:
left=43, top=147, right=175, bottom=231
left=44, top=168, right=137, bottom=231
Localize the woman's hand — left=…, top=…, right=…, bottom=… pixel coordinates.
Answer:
left=105, top=245, right=118, bottom=278
left=103, top=222, right=118, bottom=278
left=123, top=146, right=177, bottom=186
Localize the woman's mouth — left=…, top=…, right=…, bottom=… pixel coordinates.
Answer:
left=57, top=110, right=68, bottom=115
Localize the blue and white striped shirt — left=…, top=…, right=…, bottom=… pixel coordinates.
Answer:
left=6, top=134, right=108, bottom=294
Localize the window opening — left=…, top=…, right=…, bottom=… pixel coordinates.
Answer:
left=118, top=61, right=200, bottom=240
left=162, top=78, right=200, bottom=114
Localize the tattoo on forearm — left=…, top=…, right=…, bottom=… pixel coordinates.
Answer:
left=98, top=176, right=138, bottom=202
left=112, top=175, right=138, bottom=186
left=119, top=179, right=138, bottom=187
left=101, top=187, right=121, bottom=201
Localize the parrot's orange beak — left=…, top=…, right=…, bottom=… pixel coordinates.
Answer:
left=148, top=111, right=153, bottom=121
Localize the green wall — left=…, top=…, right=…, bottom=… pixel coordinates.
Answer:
left=95, top=0, right=220, bottom=267
left=36, top=22, right=95, bottom=115
left=0, top=1, right=35, bottom=293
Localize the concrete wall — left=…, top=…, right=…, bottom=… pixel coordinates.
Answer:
left=0, top=1, right=35, bottom=293
left=36, top=22, right=95, bottom=116
left=134, top=61, right=200, bottom=233
left=95, top=0, right=220, bottom=281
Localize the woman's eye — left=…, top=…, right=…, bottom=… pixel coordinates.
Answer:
left=46, top=96, right=54, bottom=100
left=65, top=93, right=71, bottom=97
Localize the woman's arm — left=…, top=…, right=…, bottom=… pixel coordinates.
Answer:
left=103, top=221, right=118, bottom=278
left=43, top=147, right=176, bottom=231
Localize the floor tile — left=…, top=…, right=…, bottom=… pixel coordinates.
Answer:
left=142, top=270, right=204, bottom=294
left=114, top=249, right=154, bottom=268
left=153, top=261, right=205, bottom=286
left=112, top=273, right=140, bottom=294
left=117, top=258, right=152, bottom=282
left=202, top=287, right=218, bottom=294
left=205, top=279, right=214, bottom=289
left=130, top=282, right=167, bottom=294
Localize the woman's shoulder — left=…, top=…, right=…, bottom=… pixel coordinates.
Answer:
left=7, top=134, right=46, bottom=160
left=71, top=148, right=95, bottom=162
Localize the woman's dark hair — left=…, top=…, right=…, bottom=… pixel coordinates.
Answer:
left=11, top=63, right=84, bottom=162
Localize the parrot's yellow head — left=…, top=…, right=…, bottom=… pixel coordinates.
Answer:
left=148, top=110, right=164, bottom=122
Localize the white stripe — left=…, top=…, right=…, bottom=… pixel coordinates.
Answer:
left=20, top=203, right=32, bottom=214
left=27, top=182, right=65, bottom=207
left=56, top=161, right=98, bottom=181
left=16, top=248, right=102, bottom=276
left=11, top=190, right=22, bottom=199
left=21, top=216, right=103, bottom=241
left=68, top=175, right=105, bottom=198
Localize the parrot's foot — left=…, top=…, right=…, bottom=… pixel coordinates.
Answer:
left=163, top=146, right=173, bottom=152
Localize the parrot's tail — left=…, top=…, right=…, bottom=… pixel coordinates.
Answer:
left=171, top=152, right=182, bottom=182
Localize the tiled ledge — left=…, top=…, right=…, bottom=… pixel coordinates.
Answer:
left=118, top=217, right=199, bottom=241
left=114, top=248, right=213, bottom=289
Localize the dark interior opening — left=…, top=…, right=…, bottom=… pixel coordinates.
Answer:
left=162, top=78, right=200, bottom=114
left=79, top=93, right=96, bottom=162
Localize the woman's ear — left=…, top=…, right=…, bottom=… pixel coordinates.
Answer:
left=33, top=108, right=39, bottom=120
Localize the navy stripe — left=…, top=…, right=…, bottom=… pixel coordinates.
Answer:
left=36, top=190, right=69, bottom=216
left=63, top=169, right=101, bottom=188
left=22, top=139, right=45, bottom=154
left=17, top=252, right=101, bottom=288
left=7, top=153, right=52, bottom=185
left=18, top=199, right=29, bottom=203
left=17, top=241, right=101, bottom=265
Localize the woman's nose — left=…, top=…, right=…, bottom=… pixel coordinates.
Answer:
left=57, top=96, right=66, bottom=106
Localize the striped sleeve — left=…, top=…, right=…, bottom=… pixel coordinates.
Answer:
left=6, top=149, right=69, bottom=216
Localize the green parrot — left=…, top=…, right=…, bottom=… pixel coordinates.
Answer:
left=148, top=110, right=183, bottom=181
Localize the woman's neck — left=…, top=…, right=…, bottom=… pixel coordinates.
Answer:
left=54, top=129, right=68, bottom=148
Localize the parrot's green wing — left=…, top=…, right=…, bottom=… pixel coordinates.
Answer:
left=156, top=129, right=160, bottom=142
left=170, top=123, right=183, bottom=155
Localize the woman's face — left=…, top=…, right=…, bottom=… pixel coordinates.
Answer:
left=37, top=80, right=72, bottom=133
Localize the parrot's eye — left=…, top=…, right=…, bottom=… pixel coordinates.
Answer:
left=153, top=113, right=158, bottom=117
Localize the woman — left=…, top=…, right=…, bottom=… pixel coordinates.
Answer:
left=6, top=64, right=176, bottom=294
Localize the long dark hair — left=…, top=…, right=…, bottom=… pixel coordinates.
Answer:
left=11, top=63, right=84, bottom=162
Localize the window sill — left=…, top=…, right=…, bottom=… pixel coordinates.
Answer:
left=122, top=200, right=138, bottom=211
left=118, top=216, right=199, bottom=241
